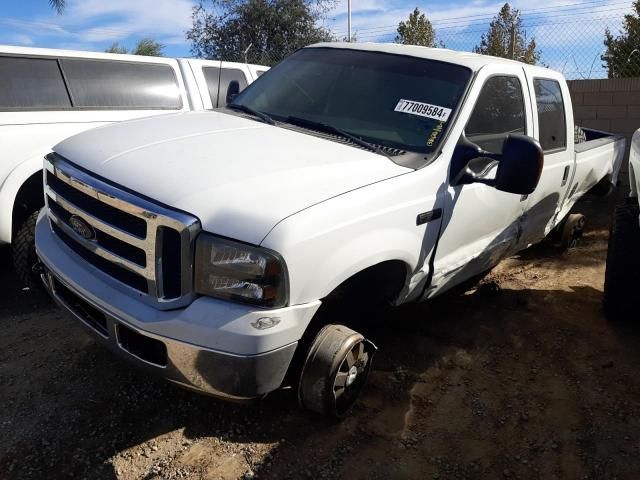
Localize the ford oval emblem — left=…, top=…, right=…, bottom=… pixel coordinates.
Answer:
left=68, top=215, right=95, bottom=240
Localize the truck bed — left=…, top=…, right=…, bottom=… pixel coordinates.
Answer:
left=573, top=127, right=626, bottom=195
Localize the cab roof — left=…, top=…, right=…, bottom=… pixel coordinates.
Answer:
left=308, top=42, right=555, bottom=75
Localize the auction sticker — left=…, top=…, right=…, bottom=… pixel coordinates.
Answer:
left=394, top=99, right=452, bottom=122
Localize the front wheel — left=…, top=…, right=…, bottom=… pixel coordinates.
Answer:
left=12, top=209, right=42, bottom=290
left=298, top=324, right=376, bottom=419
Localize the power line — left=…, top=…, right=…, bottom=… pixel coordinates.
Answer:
left=331, top=1, right=632, bottom=36
left=344, top=7, right=630, bottom=40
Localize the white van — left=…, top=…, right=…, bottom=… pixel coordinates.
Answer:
left=0, top=45, right=267, bottom=286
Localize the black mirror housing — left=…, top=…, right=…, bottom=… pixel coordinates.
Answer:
left=226, top=80, right=241, bottom=105
left=451, top=134, right=544, bottom=196
left=494, top=134, right=544, bottom=195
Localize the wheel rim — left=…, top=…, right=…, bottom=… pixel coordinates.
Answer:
left=333, top=340, right=371, bottom=415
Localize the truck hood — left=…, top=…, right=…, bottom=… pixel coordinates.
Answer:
left=54, top=111, right=411, bottom=244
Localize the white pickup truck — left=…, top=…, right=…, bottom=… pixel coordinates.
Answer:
left=604, top=129, right=640, bottom=321
left=35, top=43, right=625, bottom=418
left=0, top=45, right=266, bottom=286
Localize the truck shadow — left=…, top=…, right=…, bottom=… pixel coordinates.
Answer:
left=3, top=270, right=640, bottom=479
left=0, top=193, right=634, bottom=479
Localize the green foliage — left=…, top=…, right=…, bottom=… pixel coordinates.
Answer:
left=49, top=0, right=65, bottom=14
left=474, top=3, right=540, bottom=65
left=105, top=39, right=165, bottom=57
left=603, top=1, right=640, bottom=78
left=105, top=42, right=129, bottom=54
left=132, top=38, right=165, bottom=56
left=187, top=0, right=336, bottom=65
left=395, top=7, right=438, bottom=47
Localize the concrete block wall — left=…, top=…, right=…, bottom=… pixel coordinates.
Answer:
left=569, top=78, right=640, bottom=154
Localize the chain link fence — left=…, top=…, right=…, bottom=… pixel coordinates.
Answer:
left=218, top=4, right=640, bottom=79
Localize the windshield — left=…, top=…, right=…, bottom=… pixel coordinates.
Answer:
left=232, top=47, right=472, bottom=155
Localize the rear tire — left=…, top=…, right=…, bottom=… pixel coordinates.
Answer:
left=298, top=324, right=376, bottom=419
left=12, top=210, right=42, bottom=290
left=603, top=202, right=640, bottom=322
left=559, top=213, right=586, bottom=250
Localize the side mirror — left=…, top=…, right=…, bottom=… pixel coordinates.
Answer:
left=451, top=134, right=543, bottom=195
left=494, top=134, right=544, bottom=195
left=226, top=80, right=240, bottom=105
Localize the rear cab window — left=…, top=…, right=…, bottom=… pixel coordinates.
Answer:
left=533, top=78, right=567, bottom=152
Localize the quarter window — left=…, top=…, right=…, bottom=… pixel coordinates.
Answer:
left=0, top=56, right=71, bottom=109
left=61, top=59, right=182, bottom=109
left=466, top=76, right=525, bottom=153
left=203, top=67, right=221, bottom=108
left=534, top=78, right=566, bottom=151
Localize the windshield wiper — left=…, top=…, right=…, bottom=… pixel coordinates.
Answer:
left=285, top=116, right=392, bottom=160
left=227, top=103, right=275, bottom=125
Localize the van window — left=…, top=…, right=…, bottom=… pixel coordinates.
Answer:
left=466, top=76, right=525, bottom=153
left=0, top=56, right=71, bottom=110
left=217, top=68, right=248, bottom=107
left=534, top=78, right=566, bottom=151
left=203, top=67, right=221, bottom=108
left=61, top=59, right=182, bottom=109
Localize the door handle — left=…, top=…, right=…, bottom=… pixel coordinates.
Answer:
left=561, top=166, right=570, bottom=187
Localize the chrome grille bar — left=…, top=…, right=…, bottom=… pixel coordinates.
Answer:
left=44, top=153, right=201, bottom=309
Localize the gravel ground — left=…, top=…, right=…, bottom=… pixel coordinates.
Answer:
left=1, top=194, right=640, bottom=480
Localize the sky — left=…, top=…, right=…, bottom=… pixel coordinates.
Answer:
left=0, top=0, right=634, bottom=78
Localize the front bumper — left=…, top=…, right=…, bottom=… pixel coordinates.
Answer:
left=35, top=212, right=321, bottom=399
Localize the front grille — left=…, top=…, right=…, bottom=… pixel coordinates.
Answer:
left=44, top=153, right=200, bottom=309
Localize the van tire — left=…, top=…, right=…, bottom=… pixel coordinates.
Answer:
left=603, top=202, right=640, bottom=322
left=12, top=210, right=42, bottom=290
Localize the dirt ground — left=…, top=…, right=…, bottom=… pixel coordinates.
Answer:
left=1, top=194, right=640, bottom=480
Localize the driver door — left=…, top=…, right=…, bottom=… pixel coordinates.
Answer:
left=425, top=64, right=534, bottom=298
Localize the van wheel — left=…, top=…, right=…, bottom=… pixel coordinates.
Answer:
left=559, top=213, right=586, bottom=250
left=603, top=203, right=640, bottom=322
left=298, top=324, right=376, bottom=419
left=12, top=210, right=42, bottom=290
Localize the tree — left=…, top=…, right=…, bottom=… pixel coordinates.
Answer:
left=49, top=0, right=64, bottom=14
left=105, top=39, right=165, bottom=57
left=395, top=7, right=437, bottom=47
left=187, top=0, right=335, bottom=66
left=105, top=42, right=129, bottom=54
left=132, top=38, right=165, bottom=56
left=603, top=0, right=640, bottom=78
left=474, top=3, right=540, bottom=64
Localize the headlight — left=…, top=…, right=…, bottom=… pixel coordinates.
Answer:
left=194, top=233, right=288, bottom=308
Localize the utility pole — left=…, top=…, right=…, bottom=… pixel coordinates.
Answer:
left=348, top=0, right=352, bottom=42
left=510, top=25, right=516, bottom=59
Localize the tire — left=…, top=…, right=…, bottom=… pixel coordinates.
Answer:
left=603, top=202, right=640, bottom=322
left=12, top=209, right=42, bottom=290
left=298, top=324, right=376, bottom=419
left=574, top=125, right=587, bottom=144
left=559, top=213, right=586, bottom=250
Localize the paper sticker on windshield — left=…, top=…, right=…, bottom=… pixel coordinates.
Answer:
left=394, top=99, right=452, bottom=122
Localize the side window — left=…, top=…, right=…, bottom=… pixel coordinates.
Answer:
left=61, top=59, right=182, bottom=109
left=0, top=56, right=71, bottom=110
left=466, top=76, right=525, bottom=153
left=534, top=78, right=566, bottom=151
left=217, top=68, right=248, bottom=107
left=203, top=67, right=221, bottom=108
left=256, top=70, right=266, bottom=77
